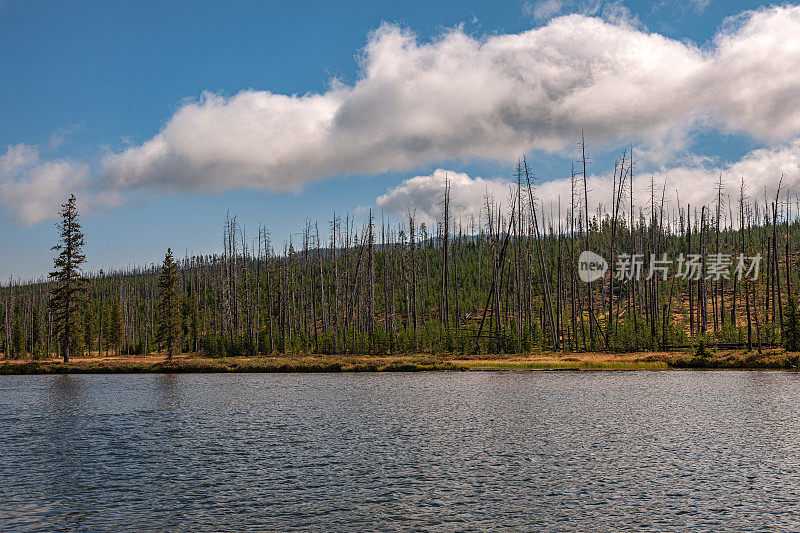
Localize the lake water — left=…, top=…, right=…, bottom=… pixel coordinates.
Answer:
left=2, top=371, right=800, bottom=531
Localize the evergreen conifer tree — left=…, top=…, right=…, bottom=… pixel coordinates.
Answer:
left=83, top=306, right=94, bottom=354
left=157, top=248, right=181, bottom=360
left=12, top=315, right=23, bottom=358
left=49, top=194, right=87, bottom=362
left=783, top=294, right=800, bottom=352
left=108, top=297, right=124, bottom=355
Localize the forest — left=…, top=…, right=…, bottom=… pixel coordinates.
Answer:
left=2, top=146, right=800, bottom=360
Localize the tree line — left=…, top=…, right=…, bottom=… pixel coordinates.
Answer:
left=2, top=146, right=800, bottom=360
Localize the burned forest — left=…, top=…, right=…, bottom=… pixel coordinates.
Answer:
left=2, top=147, right=799, bottom=359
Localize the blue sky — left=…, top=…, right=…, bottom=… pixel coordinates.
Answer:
left=0, top=0, right=795, bottom=279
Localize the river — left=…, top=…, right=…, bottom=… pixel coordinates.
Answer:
left=2, top=371, right=800, bottom=531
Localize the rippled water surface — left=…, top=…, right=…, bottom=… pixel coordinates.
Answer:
left=2, top=371, right=800, bottom=531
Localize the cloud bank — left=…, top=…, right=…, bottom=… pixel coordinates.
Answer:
left=377, top=141, right=800, bottom=226
left=6, top=5, right=800, bottom=225
left=0, top=144, right=119, bottom=226
left=103, top=5, right=800, bottom=193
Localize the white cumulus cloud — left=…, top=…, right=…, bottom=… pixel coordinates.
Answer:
left=101, top=6, right=800, bottom=195
left=537, top=141, right=800, bottom=219
left=0, top=144, right=120, bottom=226
left=377, top=141, right=800, bottom=227
left=376, top=169, right=514, bottom=226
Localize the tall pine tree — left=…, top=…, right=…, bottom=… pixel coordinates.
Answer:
left=157, top=248, right=181, bottom=360
left=49, top=194, right=87, bottom=362
left=11, top=315, right=23, bottom=358
left=107, top=297, right=124, bottom=355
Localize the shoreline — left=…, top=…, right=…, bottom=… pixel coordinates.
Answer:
left=1, top=350, right=798, bottom=374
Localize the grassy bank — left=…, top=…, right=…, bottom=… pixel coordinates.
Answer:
left=0, top=355, right=463, bottom=375
left=1, top=349, right=798, bottom=374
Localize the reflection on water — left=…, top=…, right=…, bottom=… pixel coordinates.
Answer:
left=2, top=371, right=800, bottom=531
